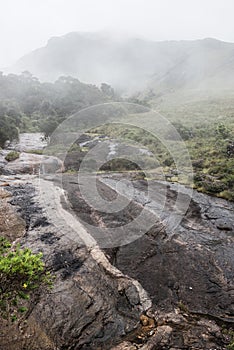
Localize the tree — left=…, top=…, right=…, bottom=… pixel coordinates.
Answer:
left=0, top=116, right=19, bottom=148
left=100, top=83, right=115, bottom=98
left=0, top=72, right=110, bottom=143
left=40, top=117, right=59, bottom=139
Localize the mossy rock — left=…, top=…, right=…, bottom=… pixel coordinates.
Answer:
left=5, top=151, right=20, bottom=162
left=26, top=149, right=43, bottom=155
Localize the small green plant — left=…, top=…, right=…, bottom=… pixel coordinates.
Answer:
left=222, top=327, right=234, bottom=349
left=68, top=143, right=81, bottom=153
left=64, top=169, right=77, bottom=174
left=0, top=237, right=52, bottom=323
left=178, top=301, right=189, bottom=313
left=5, top=151, right=20, bottom=162
left=228, top=342, right=234, bottom=350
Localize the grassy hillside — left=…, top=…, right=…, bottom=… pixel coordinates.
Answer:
left=91, top=91, right=234, bottom=201
left=150, top=91, right=234, bottom=200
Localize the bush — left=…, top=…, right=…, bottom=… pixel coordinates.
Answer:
left=202, top=180, right=227, bottom=194
left=0, top=237, right=52, bottom=323
left=5, top=151, right=20, bottom=162
left=100, top=158, right=141, bottom=172
left=166, top=122, right=193, bottom=141
left=215, top=123, right=231, bottom=139
left=222, top=328, right=234, bottom=350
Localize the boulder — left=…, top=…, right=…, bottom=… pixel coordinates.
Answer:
left=4, top=153, right=64, bottom=175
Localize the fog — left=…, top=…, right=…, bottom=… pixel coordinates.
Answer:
left=0, top=0, right=234, bottom=68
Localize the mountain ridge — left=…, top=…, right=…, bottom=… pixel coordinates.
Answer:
left=7, top=32, right=234, bottom=94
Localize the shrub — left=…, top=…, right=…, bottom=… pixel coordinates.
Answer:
left=100, top=158, right=141, bottom=172
left=0, top=116, right=19, bottom=148
left=215, top=123, right=231, bottom=139
left=222, top=328, right=234, bottom=350
left=202, top=180, right=227, bottom=194
left=0, top=237, right=52, bottom=323
left=166, top=122, right=193, bottom=141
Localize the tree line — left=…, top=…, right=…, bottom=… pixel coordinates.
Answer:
left=0, top=71, right=114, bottom=147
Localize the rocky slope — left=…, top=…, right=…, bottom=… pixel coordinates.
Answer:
left=0, top=134, right=233, bottom=349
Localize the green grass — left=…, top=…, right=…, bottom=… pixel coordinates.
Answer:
left=25, top=149, right=44, bottom=155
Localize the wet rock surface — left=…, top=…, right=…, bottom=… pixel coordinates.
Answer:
left=1, top=152, right=64, bottom=175
left=1, top=172, right=233, bottom=349
left=0, top=133, right=233, bottom=349
left=0, top=187, right=26, bottom=241
left=109, top=179, right=234, bottom=322
left=59, top=173, right=234, bottom=349
left=7, top=133, right=47, bottom=152
left=0, top=176, right=150, bottom=350
left=0, top=133, right=63, bottom=175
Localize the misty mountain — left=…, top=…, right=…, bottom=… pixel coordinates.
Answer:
left=10, top=32, right=234, bottom=93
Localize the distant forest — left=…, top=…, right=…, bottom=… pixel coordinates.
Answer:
left=0, top=71, right=116, bottom=147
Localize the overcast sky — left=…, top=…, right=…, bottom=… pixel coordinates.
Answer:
left=0, top=0, right=233, bottom=68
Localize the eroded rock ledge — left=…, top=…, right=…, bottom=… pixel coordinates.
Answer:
left=0, top=177, right=150, bottom=350
left=0, top=173, right=233, bottom=349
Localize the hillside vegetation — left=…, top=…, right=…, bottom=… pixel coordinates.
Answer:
left=0, top=69, right=233, bottom=201
left=152, top=91, right=234, bottom=200
left=90, top=91, right=234, bottom=201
